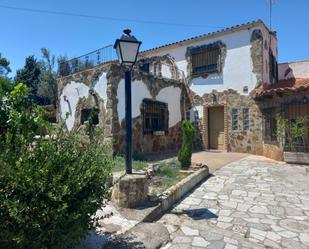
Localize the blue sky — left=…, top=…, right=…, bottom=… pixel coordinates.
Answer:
left=1, top=0, right=308, bottom=75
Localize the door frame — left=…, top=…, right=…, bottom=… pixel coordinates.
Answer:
left=202, top=104, right=228, bottom=151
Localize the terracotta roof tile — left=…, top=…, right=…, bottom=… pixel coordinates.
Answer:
left=256, top=78, right=309, bottom=97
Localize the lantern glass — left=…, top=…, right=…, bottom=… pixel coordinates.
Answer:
left=114, top=29, right=141, bottom=67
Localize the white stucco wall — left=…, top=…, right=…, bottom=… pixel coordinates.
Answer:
left=145, top=24, right=276, bottom=96
left=117, top=80, right=182, bottom=128
left=156, top=86, right=182, bottom=127
left=117, top=79, right=152, bottom=123
left=93, top=72, right=108, bottom=108
left=60, top=81, right=90, bottom=131
left=161, top=64, right=172, bottom=79
left=278, top=60, right=309, bottom=80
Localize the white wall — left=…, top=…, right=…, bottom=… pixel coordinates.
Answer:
left=161, top=64, right=172, bottom=79
left=145, top=24, right=274, bottom=96
left=156, top=86, right=182, bottom=127
left=93, top=72, right=108, bottom=108
left=117, top=79, right=182, bottom=128
left=279, top=60, right=309, bottom=80
left=60, top=81, right=89, bottom=131
left=117, top=79, right=152, bottom=123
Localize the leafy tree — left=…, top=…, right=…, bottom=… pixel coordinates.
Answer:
left=57, top=55, right=71, bottom=77
left=0, top=53, right=11, bottom=76
left=0, top=83, right=113, bottom=249
left=15, top=56, right=41, bottom=97
left=37, top=48, right=57, bottom=106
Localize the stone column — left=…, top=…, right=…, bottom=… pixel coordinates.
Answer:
left=111, top=174, right=149, bottom=208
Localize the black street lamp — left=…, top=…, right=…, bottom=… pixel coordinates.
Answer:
left=114, top=29, right=142, bottom=174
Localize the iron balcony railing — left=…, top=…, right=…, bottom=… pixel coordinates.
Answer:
left=58, top=45, right=187, bottom=84
left=58, top=45, right=117, bottom=77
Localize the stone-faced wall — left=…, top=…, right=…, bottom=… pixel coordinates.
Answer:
left=191, top=89, right=264, bottom=154
left=57, top=64, right=113, bottom=137
left=57, top=61, right=189, bottom=156
left=109, top=65, right=188, bottom=155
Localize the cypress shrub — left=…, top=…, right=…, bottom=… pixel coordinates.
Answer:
left=178, top=120, right=196, bottom=169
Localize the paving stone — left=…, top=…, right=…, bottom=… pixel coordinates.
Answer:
left=224, top=244, right=237, bottom=249
left=266, top=231, right=281, bottom=242
left=237, top=204, right=251, bottom=212
left=249, top=205, right=269, bottom=214
left=231, top=190, right=247, bottom=197
left=299, top=233, right=309, bottom=244
left=207, top=241, right=225, bottom=249
left=183, top=197, right=202, bottom=206
left=278, top=230, right=298, bottom=238
left=180, top=226, right=199, bottom=236
left=263, top=239, right=281, bottom=249
left=200, top=231, right=224, bottom=241
left=223, top=237, right=238, bottom=245
left=216, top=222, right=233, bottom=229
left=217, top=217, right=233, bottom=223
left=192, top=236, right=209, bottom=247
left=220, top=201, right=237, bottom=209
left=173, top=236, right=192, bottom=243
left=218, top=209, right=232, bottom=216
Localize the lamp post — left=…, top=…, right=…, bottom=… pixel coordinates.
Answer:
left=114, top=29, right=142, bottom=174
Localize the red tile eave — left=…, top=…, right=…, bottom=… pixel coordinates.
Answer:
left=254, top=78, right=309, bottom=99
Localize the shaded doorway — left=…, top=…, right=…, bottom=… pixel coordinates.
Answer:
left=209, top=106, right=225, bottom=150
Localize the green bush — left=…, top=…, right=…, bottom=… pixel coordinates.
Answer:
left=0, top=83, right=113, bottom=249
left=178, top=120, right=196, bottom=169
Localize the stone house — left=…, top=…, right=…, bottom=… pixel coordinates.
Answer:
left=57, top=19, right=308, bottom=159
left=139, top=20, right=278, bottom=155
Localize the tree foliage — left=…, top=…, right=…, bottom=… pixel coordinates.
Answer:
left=15, top=56, right=41, bottom=97
left=37, top=48, right=57, bottom=106
left=14, top=49, right=59, bottom=106
left=274, top=113, right=308, bottom=151
left=0, top=83, right=113, bottom=249
left=178, top=120, right=196, bottom=168
left=0, top=53, right=11, bottom=76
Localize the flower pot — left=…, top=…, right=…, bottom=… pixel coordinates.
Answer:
left=283, top=151, right=309, bottom=165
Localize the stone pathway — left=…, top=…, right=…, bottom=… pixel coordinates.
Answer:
left=192, top=151, right=247, bottom=173
left=158, top=155, right=309, bottom=249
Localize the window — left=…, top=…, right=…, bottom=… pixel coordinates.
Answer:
left=81, top=108, right=99, bottom=125
left=140, top=62, right=149, bottom=73
left=191, top=43, right=221, bottom=76
left=231, top=109, right=238, bottom=131
left=243, top=86, right=248, bottom=94
left=269, top=50, right=278, bottom=83
left=263, top=108, right=277, bottom=142
left=243, top=108, right=249, bottom=131
left=141, top=99, right=168, bottom=134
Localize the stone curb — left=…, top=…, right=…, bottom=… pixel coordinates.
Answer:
left=143, top=166, right=210, bottom=222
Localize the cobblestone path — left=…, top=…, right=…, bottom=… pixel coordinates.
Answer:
left=158, top=156, right=309, bottom=249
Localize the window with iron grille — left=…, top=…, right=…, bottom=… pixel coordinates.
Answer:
left=231, top=108, right=238, bottom=131
left=263, top=108, right=277, bottom=143
left=81, top=108, right=99, bottom=125
left=140, top=62, right=149, bottom=73
left=243, top=108, right=249, bottom=131
left=141, top=99, right=168, bottom=134
left=191, top=43, right=221, bottom=76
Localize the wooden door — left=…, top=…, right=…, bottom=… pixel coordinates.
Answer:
left=209, top=106, right=225, bottom=150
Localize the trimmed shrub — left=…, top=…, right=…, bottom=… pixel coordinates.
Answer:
left=0, top=83, right=113, bottom=249
left=178, top=120, right=196, bottom=168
